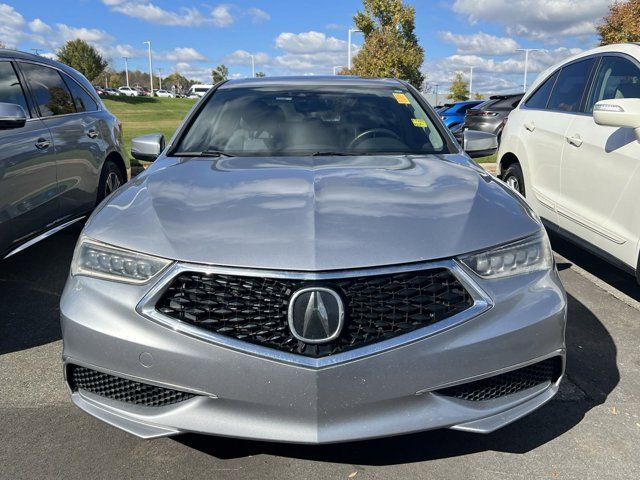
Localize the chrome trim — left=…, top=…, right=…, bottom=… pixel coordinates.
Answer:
left=556, top=208, right=626, bottom=244
left=136, top=259, right=493, bottom=369
left=3, top=216, right=85, bottom=259
left=415, top=349, right=565, bottom=395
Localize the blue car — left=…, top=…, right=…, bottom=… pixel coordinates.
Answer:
left=439, top=100, right=483, bottom=129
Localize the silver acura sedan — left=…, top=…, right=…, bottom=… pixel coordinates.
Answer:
left=61, top=76, right=566, bottom=443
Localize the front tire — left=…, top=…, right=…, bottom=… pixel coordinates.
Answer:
left=503, top=163, right=525, bottom=196
left=97, top=159, right=124, bottom=204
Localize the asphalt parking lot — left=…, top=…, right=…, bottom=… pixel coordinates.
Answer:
left=1, top=223, right=639, bottom=480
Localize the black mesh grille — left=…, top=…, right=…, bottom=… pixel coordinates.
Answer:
left=155, top=268, right=474, bottom=358
left=435, top=357, right=562, bottom=401
left=68, top=365, right=195, bottom=407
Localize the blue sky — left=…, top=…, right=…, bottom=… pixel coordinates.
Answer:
left=0, top=0, right=613, bottom=93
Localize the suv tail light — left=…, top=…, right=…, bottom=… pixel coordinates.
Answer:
left=467, top=110, right=499, bottom=117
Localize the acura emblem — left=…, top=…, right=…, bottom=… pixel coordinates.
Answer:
left=288, top=287, right=344, bottom=344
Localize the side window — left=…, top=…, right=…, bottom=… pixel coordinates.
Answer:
left=63, top=74, right=98, bottom=112
left=525, top=71, right=559, bottom=110
left=547, top=59, right=596, bottom=113
left=586, top=56, right=640, bottom=113
left=0, top=61, right=30, bottom=116
left=20, top=62, right=76, bottom=117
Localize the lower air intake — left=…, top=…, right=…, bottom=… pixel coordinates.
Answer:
left=68, top=365, right=195, bottom=407
left=435, top=357, right=562, bottom=401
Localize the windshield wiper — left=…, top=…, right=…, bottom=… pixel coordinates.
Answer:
left=172, top=150, right=235, bottom=157
left=311, top=151, right=358, bottom=156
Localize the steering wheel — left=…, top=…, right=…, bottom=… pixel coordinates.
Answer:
left=348, top=128, right=401, bottom=149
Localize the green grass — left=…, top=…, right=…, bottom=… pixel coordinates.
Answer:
left=474, top=152, right=497, bottom=164
left=102, top=96, right=196, bottom=166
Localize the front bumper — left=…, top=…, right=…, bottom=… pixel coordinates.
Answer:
left=60, top=262, right=566, bottom=443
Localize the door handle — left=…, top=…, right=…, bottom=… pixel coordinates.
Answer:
left=35, top=138, right=50, bottom=150
left=566, top=134, right=583, bottom=147
left=524, top=121, right=535, bottom=132
left=86, top=128, right=99, bottom=139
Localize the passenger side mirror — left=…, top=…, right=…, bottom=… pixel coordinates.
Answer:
left=593, top=99, right=640, bottom=140
left=0, top=103, right=27, bottom=129
left=462, top=130, right=498, bottom=158
left=131, top=133, right=165, bottom=161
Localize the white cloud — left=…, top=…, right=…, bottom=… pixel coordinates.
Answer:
left=28, top=18, right=51, bottom=34
left=223, top=49, right=270, bottom=65
left=211, top=4, right=234, bottom=27
left=275, top=31, right=346, bottom=54
left=103, top=0, right=205, bottom=26
left=247, top=7, right=270, bottom=24
left=439, top=31, right=519, bottom=56
left=452, top=0, right=611, bottom=40
left=161, top=47, right=207, bottom=62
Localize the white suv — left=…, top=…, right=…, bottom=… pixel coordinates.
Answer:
left=498, top=43, right=640, bottom=283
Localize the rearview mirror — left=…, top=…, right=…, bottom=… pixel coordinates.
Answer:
left=593, top=99, right=640, bottom=140
left=462, top=130, right=498, bottom=158
left=0, top=102, right=27, bottom=129
left=131, top=133, right=165, bottom=161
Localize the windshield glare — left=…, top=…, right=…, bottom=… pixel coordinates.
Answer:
left=174, top=86, right=447, bottom=156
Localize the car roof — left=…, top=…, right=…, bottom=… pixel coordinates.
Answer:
left=220, top=75, right=406, bottom=89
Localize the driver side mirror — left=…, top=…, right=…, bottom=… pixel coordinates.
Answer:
left=462, top=129, right=498, bottom=158
left=593, top=99, right=640, bottom=140
left=0, top=102, right=27, bottom=129
left=131, top=133, right=165, bottom=161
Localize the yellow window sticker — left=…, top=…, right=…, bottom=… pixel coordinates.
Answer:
left=392, top=92, right=411, bottom=104
left=411, top=118, right=427, bottom=127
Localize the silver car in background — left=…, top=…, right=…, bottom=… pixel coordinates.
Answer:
left=0, top=50, right=129, bottom=258
left=61, top=76, right=566, bottom=443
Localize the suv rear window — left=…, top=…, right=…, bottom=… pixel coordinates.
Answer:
left=20, top=62, right=76, bottom=117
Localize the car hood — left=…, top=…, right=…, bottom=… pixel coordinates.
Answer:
left=85, top=154, right=540, bottom=271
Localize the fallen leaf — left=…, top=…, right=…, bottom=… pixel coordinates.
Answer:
left=348, top=472, right=358, bottom=479
left=612, top=406, right=618, bottom=415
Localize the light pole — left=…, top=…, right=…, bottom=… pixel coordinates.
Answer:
left=250, top=54, right=255, bottom=77
left=122, top=57, right=130, bottom=88
left=516, top=48, right=544, bottom=92
left=468, top=66, right=475, bottom=98
left=143, top=41, right=154, bottom=95
left=433, top=83, right=440, bottom=106
left=333, top=66, right=344, bottom=75
left=347, top=28, right=361, bottom=69
left=157, top=68, right=163, bottom=90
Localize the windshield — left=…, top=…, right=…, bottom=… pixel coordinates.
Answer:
left=173, top=85, right=448, bottom=156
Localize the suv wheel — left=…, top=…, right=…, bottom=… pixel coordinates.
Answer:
left=97, top=159, right=124, bottom=204
left=503, top=163, right=525, bottom=196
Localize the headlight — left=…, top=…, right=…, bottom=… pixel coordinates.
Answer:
left=459, top=232, right=553, bottom=279
left=71, top=238, right=172, bottom=284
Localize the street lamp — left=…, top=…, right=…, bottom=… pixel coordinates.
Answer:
left=143, top=41, right=154, bottom=95
left=250, top=54, right=255, bottom=78
left=433, top=83, right=440, bottom=106
left=347, top=28, right=361, bottom=69
left=516, top=48, right=545, bottom=92
left=468, top=66, right=475, bottom=98
left=157, top=68, right=163, bottom=90
left=122, top=57, right=130, bottom=88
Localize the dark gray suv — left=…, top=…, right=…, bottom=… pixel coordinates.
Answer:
left=0, top=50, right=129, bottom=259
left=462, top=93, right=524, bottom=142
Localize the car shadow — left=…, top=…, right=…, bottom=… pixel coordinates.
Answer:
left=176, top=291, right=618, bottom=465
left=549, top=232, right=640, bottom=302
left=0, top=221, right=83, bottom=355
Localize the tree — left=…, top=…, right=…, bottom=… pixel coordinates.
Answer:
left=212, top=64, right=229, bottom=83
left=56, top=39, right=107, bottom=82
left=255, top=71, right=266, bottom=77
left=474, top=92, right=483, bottom=100
left=448, top=72, right=469, bottom=101
left=598, top=0, right=640, bottom=45
left=108, top=72, right=122, bottom=88
left=164, top=72, right=191, bottom=90
left=343, top=0, right=424, bottom=88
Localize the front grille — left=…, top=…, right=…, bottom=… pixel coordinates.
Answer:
left=68, top=365, right=195, bottom=407
left=155, top=268, right=474, bottom=358
left=435, top=357, right=563, bottom=401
